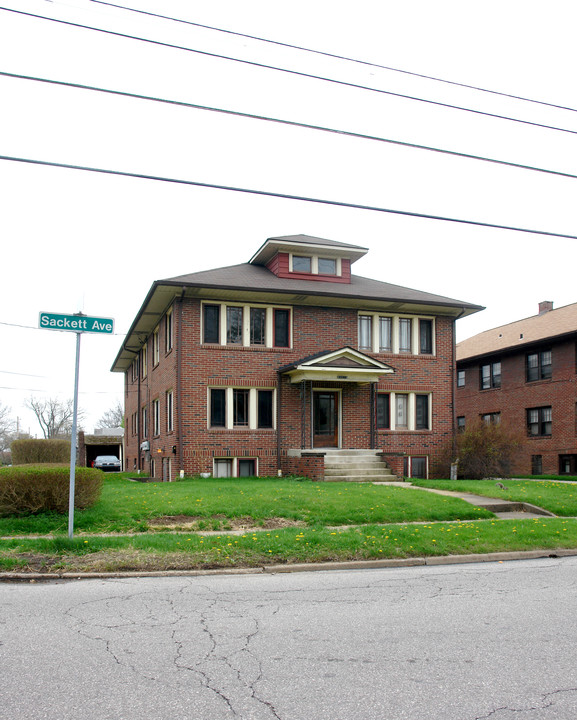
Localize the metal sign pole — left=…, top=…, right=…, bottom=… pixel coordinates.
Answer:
left=68, top=330, right=82, bottom=539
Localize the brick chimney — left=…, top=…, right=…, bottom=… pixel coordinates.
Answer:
left=539, top=300, right=553, bottom=315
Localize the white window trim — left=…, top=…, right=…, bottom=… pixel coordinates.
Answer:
left=152, top=326, right=160, bottom=366
left=152, top=398, right=160, bottom=436
left=166, top=390, right=174, bottom=433
left=202, top=302, right=292, bottom=349
left=405, top=455, right=429, bottom=479
left=213, top=457, right=259, bottom=478
left=359, top=312, right=436, bottom=356
left=165, top=308, right=173, bottom=353
left=380, top=391, right=432, bottom=431
left=208, top=387, right=276, bottom=430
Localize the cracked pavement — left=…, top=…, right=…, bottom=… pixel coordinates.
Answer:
left=2, top=557, right=577, bottom=719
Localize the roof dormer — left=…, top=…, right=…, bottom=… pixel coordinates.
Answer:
left=249, top=234, right=368, bottom=284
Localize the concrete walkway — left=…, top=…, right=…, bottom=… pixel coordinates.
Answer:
left=383, top=482, right=556, bottom=519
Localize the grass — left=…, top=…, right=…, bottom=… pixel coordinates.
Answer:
left=0, top=474, right=493, bottom=535
left=1, top=474, right=576, bottom=574
left=411, top=478, right=577, bottom=516
left=1, top=517, right=576, bottom=573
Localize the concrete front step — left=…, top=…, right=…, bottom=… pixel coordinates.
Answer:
left=316, top=449, right=396, bottom=482
left=324, top=474, right=397, bottom=483
left=325, top=461, right=387, bottom=469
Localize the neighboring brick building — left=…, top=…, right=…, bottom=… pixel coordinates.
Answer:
left=112, top=235, right=481, bottom=481
left=456, top=301, right=577, bottom=476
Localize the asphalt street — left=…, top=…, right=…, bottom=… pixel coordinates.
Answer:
left=2, top=558, right=577, bottom=720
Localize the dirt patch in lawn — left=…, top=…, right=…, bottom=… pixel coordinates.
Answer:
left=147, top=515, right=305, bottom=532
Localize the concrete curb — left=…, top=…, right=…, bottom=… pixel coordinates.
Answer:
left=2, top=548, right=577, bottom=582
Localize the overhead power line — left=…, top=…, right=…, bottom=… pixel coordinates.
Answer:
left=91, top=0, right=577, bottom=116
left=3, top=70, right=576, bottom=182
left=1, top=153, right=576, bottom=241
left=3, top=6, right=577, bottom=137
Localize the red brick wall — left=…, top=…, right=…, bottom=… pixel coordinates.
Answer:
left=124, top=298, right=456, bottom=480
left=456, top=337, right=577, bottom=475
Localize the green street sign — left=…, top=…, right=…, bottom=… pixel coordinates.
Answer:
left=39, top=311, right=115, bottom=334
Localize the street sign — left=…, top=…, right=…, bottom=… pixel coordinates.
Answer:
left=38, top=310, right=116, bottom=537
left=39, top=311, right=114, bottom=334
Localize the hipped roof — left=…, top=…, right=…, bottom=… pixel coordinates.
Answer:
left=457, top=301, right=577, bottom=362
left=112, top=245, right=482, bottom=373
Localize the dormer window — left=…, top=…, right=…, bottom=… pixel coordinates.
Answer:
left=318, top=257, right=337, bottom=274
left=289, top=254, right=341, bottom=277
left=292, top=255, right=312, bottom=273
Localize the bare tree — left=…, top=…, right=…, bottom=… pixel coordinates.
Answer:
left=98, top=400, right=124, bottom=429
left=25, top=396, right=84, bottom=439
left=0, top=402, right=16, bottom=454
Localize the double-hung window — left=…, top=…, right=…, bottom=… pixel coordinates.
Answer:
left=398, top=318, right=412, bottom=353
left=377, top=392, right=431, bottom=431
left=379, top=317, right=392, bottom=352
left=274, top=309, right=290, bottom=348
left=415, top=395, right=429, bottom=430
left=376, top=393, right=390, bottom=429
left=203, top=304, right=220, bottom=344
left=250, top=307, right=266, bottom=346
left=165, top=308, right=173, bottom=353
left=526, top=350, right=552, bottom=382
left=358, top=315, right=372, bottom=351
left=257, top=390, right=274, bottom=428
left=480, top=361, right=501, bottom=389
left=527, top=407, right=552, bottom=436
left=419, top=319, right=433, bottom=354
left=209, top=388, right=275, bottom=429
left=233, top=389, right=249, bottom=427
left=203, top=303, right=291, bottom=348
left=395, top=394, right=408, bottom=428
left=457, top=369, right=466, bottom=387
left=166, top=390, right=173, bottom=433
left=226, top=306, right=243, bottom=345
left=152, top=327, right=160, bottom=366
left=152, top=399, right=160, bottom=436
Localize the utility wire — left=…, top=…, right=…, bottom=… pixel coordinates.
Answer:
left=3, top=6, right=577, bottom=137
left=91, top=0, right=577, bottom=116
left=1, top=153, right=576, bottom=241
left=2, top=70, right=576, bottom=182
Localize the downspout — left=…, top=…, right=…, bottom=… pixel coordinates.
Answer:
left=277, top=369, right=282, bottom=473
left=370, top=382, right=376, bottom=449
left=177, top=288, right=186, bottom=475
left=137, top=355, right=141, bottom=471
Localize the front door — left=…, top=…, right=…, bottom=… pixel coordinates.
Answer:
left=313, top=391, right=339, bottom=447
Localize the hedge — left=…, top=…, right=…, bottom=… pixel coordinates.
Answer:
left=0, top=464, right=104, bottom=515
left=11, top=439, right=71, bottom=465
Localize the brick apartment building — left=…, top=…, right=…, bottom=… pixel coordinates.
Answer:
left=456, top=301, right=577, bottom=476
left=112, top=234, right=481, bottom=481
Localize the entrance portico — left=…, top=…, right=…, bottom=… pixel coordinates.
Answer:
left=279, top=347, right=394, bottom=451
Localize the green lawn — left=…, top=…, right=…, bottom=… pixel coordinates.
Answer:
left=0, top=475, right=493, bottom=536
left=1, top=517, right=576, bottom=573
left=411, top=479, right=577, bottom=516
left=1, top=475, right=576, bottom=574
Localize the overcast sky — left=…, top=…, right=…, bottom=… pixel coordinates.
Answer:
left=1, top=0, right=577, bottom=436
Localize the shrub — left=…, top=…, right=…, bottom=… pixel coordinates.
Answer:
left=11, top=439, right=71, bottom=465
left=433, top=421, right=523, bottom=480
left=0, top=464, right=104, bottom=515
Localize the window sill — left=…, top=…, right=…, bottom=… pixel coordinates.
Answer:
left=201, top=344, right=292, bottom=352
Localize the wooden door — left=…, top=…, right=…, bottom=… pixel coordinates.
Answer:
left=313, top=392, right=339, bottom=447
